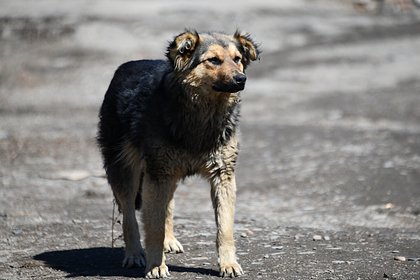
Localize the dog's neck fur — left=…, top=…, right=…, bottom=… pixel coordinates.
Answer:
left=162, top=74, right=241, bottom=154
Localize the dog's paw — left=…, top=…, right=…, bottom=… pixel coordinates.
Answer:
left=145, top=264, right=170, bottom=279
left=122, top=251, right=146, bottom=268
left=164, top=236, right=184, bottom=254
left=219, top=262, right=244, bottom=278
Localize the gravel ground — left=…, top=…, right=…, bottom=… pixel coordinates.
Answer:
left=1, top=1, right=419, bottom=279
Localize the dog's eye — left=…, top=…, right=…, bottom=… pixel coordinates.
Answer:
left=233, top=56, right=242, bottom=64
left=208, top=57, right=222, bottom=66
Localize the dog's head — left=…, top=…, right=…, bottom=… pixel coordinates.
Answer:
left=166, top=30, right=260, bottom=94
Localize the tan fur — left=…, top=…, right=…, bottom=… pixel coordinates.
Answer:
left=234, top=31, right=259, bottom=62
left=115, top=167, right=146, bottom=268
left=182, top=43, right=244, bottom=105
left=118, top=137, right=243, bottom=277
left=202, top=137, right=242, bottom=277
left=164, top=198, right=184, bottom=253
left=141, top=173, right=178, bottom=278
left=167, top=31, right=200, bottom=71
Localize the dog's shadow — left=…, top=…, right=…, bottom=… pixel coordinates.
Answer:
left=33, top=247, right=219, bottom=278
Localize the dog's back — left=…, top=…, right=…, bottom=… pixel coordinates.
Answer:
left=98, top=59, right=169, bottom=170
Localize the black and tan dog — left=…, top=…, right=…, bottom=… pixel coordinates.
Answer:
left=97, top=30, right=259, bottom=278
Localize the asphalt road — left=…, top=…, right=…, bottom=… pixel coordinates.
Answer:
left=1, top=1, right=419, bottom=279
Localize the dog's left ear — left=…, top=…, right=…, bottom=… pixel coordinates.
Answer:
left=234, top=31, right=260, bottom=69
left=166, top=30, right=200, bottom=71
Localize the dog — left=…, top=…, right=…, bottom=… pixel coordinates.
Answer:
left=97, top=30, right=259, bottom=278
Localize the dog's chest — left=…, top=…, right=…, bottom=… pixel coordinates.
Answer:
left=145, top=146, right=211, bottom=179
left=166, top=101, right=239, bottom=155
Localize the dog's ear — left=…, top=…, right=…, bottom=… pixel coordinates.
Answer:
left=166, top=30, right=200, bottom=71
left=234, top=31, right=260, bottom=69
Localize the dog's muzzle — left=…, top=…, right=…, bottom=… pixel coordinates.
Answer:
left=212, top=73, right=247, bottom=93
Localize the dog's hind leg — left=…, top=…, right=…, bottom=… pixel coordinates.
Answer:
left=108, top=166, right=146, bottom=268
left=163, top=198, right=184, bottom=254
left=142, top=174, right=177, bottom=278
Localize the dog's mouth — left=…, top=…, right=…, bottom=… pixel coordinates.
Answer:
left=212, top=81, right=245, bottom=93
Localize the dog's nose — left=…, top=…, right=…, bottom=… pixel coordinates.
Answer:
left=234, top=73, right=247, bottom=85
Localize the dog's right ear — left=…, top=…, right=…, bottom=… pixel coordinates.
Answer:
left=166, top=30, right=200, bottom=71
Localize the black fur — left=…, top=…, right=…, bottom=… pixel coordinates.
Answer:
left=97, top=60, right=240, bottom=178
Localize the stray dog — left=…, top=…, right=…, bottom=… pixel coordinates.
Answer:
left=97, top=30, right=259, bottom=278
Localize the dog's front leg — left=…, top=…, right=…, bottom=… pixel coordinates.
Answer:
left=210, top=174, right=243, bottom=277
left=142, top=174, right=176, bottom=278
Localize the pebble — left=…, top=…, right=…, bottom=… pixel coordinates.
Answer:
left=12, top=229, right=23, bottom=236
left=332, top=260, right=345, bottom=264
left=72, top=219, right=82, bottom=224
left=190, top=257, right=209, bottom=261
left=44, top=170, right=91, bottom=181
left=272, top=246, right=283, bottom=250
left=394, top=256, right=406, bottom=261
left=313, top=235, right=323, bottom=241
left=384, top=203, right=395, bottom=209
left=0, top=130, right=8, bottom=140
left=240, top=232, right=248, bottom=238
left=324, top=236, right=331, bottom=241
left=383, top=160, right=394, bottom=168
left=326, top=247, right=342, bottom=250
left=298, top=251, right=315, bottom=255
left=357, top=176, right=366, bottom=182
left=407, top=257, right=420, bottom=261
